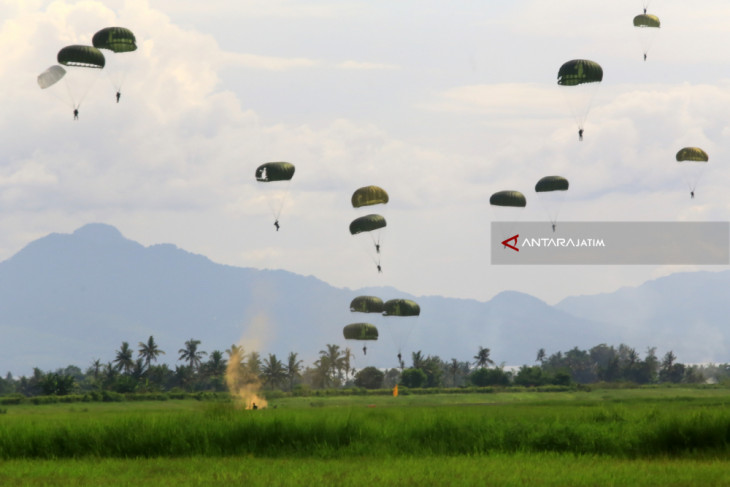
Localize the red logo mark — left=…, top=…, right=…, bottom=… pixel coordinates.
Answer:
left=501, top=234, right=519, bottom=252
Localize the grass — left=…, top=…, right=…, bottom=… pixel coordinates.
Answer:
left=2, top=455, right=730, bottom=487
left=2, top=388, right=730, bottom=459
left=1, top=387, right=730, bottom=485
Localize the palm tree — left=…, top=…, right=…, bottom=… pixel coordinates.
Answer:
left=174, top=364, right=194, bottom=390
left=205, top=350, right=227, bottom=377
left=319, top=344, right=344, bottom=386
left=103, top=361, right=118, bottom=386
left=285, top=352, right=303, bottom=391
left=131, top=358, right=146, bottom=380
left=449, top=358, right=460, bottom=386
left=536, top=348, right=546, bottom=364
left=88, top=359, right=102, bottom=381
left=138, top=336, right=165, bottom=370
left=262, top=354, right=287, bottom=389
left=473, top=346, right=495, bottom=369
left=341, top=348, right=354, bottom=382
left=114, top=342, right=135, bottom=374
left=312, top=356, right=333, bottom=388
left=411, top=350, right=425, bottom=369
left=178, top=339, right=207, bottom=370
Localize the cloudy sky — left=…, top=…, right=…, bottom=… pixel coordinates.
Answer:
left=1, top=0, right=728, bottom=304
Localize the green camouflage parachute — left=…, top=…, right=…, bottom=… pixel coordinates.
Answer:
left=557, top=60, right=603, bottom=86
left=557, top=60, right=603, bottom=134
left=535, top=177, right=569, bottom=229
left=490, top=191, right=527, bottom=207
left=382, top=299, right=420, bottom=357
left=57, top=45, right=106, bottom=68
left=351, top=186, right=389, bottom=208
left=53, top=46, right=105, bottom=110
left=350, top=296, right=384, bottom=313
left=92, top=27, right=137, bottom=98
left=255, top=162, right=296, bottom=182
left=676, top=147, right=709, bottom=162
left=633, top=14, right=660, bottom=28
left=676, top=147, right=708, bottom=195
left=535, top=176, right=569, bottom=192
left=634, top=14, right=660, bottom=60
left=383, top=299, right=421, bottom=317
left=349, top=214, right=386, bottom=235
left=92, top=27, right=137, bottom=53
left=343, top=323, right=379, bottom=340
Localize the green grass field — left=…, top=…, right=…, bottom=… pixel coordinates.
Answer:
left=1, top=388, right=730, bottom=486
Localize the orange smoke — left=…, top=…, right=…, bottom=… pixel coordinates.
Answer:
left=225, top=349, right=268, bottom=410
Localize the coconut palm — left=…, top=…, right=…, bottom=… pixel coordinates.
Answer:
left=473, top=346, right=495, bottom=369
left=138, top=336, right=165, bottom=370
left=205, top=350, right=227, bottom=377
left=411, top=350, right=425, bottom=369
left=262, top=354, right=287, bottom=389
left=285, top=352, right=303, bottom=391
left=114, top=342, right=135, bottom=374
left=319, top=344, right=344, bottom=386
left=536, top=348, right=546, bottom=364
left=448, top=358, right=461, bottom=386
left=178, top=339, right=207, bottom=370
left=341, top=348, right=354, bottom=382
left=88, top=359, right=102, bottom=381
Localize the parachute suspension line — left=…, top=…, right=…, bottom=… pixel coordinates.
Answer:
left=62, top=78, right=76, bottom=109
left=76, top=70, right=102, bottom=107
left=43, top=79, right=73, bottom=109
left=271, top=179, right=293, bottom=221
left=384, top=321, right=416, bottom=367
left=62, top=69, right=103, bottom=110
left=685, top=172, right=704, bottom=193
left=578, top=85, right=600, bottom=131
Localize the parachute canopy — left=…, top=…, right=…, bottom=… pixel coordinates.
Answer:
left=535, top=176, right=569, bottom=193
left=349, top=214, right=386, bottom=235
left=343, top=323, right=379, bottom=340
left=676, top=147, right=708, bottom=162
left=633, top=14, right=660, bottom=28
left=255, top=162, right=296, bottom=182
left=92, top=27, right=137, bottom=53
left=57, top=45, right=105, bottom=69
left=37, top=65, right=66, bottom=89
left=557, top=59, right=603, bottom=86
left=350, top=296, right=384, bottom=313
left=490, top=190, right=526, bottom=207
left=351, top=186, right=389, bottom=208
left=383, top=299, right=421, bottom=317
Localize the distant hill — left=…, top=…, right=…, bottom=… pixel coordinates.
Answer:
left=1, top=223, right=728, bottom=376
left=556, top=270, right=730, bottom=364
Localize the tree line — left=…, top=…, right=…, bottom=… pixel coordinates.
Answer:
left=1, top=338, right=728, bottom=397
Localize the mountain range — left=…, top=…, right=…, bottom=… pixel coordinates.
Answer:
left=1, top=223, right=728, bottom=376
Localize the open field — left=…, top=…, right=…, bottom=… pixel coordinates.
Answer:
left=3, top=454, right=730, bottom=487
left=1, top=387, right=730, bottom=486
